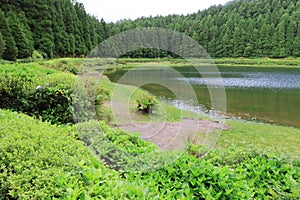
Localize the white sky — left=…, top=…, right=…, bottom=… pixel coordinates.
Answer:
left=78, top=0, right=232, bottom=22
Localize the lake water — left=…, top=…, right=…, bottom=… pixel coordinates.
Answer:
left=106, top=65, right=300, bottom=128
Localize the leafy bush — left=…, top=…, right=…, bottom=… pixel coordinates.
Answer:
left=32, top=50, right=43, bottom=61
left=0, top=64, right=75, bottom=124
left=73, top=77, right=110, bottom=123
left=136, top=94, right=158, bottom=114
left=75, top=120, right=300, bottom=199
left=125, top=149, right=300, bottom=199
left=0, top=110, right=99, bottom=199
left=0, top=63, right=110, bottom=124
left=76, top=120, right=160, bottom=172
left=0, top=110, right=162, bottom=199
left=41, top=59, right=83, bottom=75
left=25, top=84, right=74, bottom=124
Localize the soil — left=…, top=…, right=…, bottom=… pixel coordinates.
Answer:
left=117, top=118, right=231, bottom=151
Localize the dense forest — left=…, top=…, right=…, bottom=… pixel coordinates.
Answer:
left=0, top=0, right=109, bottom=61
left=0, top=0, right=300, bottom=60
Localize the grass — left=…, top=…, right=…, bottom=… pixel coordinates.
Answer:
left=218, top=120, right=300, bottom=159
left=99, top=76, right=200, bottom=124
left=213, top=57, right=300, bottom=67
left=97, top=57, right=300, bottom=68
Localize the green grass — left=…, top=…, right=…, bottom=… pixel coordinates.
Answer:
left=99, top=76, right=200, bottom=124
left=213, top=57, right=300, bottom=67
left=114, top=57, right=300, bottom=67
left=218, top=120, right=300, bottom=159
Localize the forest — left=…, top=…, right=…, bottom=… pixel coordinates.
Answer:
left=0, top=0, right=300, bottom=61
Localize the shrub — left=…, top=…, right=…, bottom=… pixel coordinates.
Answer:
left=0, top=110, right=155, bottom=199
left=136, top=94, right=158, bottom=114
left=32, top=50, right=43, bottom=61
left=25, top=85, right=74, bottom=124
left=0, top=63, right=110, bottom=124
left=41, top=59, right=83, bottom=75
left=0, top=110, right=98, bottom=199
left=73, top=77, right=110, bottom=123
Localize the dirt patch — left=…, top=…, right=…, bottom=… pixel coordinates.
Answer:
left=117, top=118, right=231, bottom=151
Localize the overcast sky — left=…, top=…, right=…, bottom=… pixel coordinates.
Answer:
left=78, top=0, right=232, bottom=22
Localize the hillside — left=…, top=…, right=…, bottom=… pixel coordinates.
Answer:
left=0, top=0, right=299, bottom=60
left=0, top=0, right=108, bottom=60
left=114, top=0, right=300, bottom=58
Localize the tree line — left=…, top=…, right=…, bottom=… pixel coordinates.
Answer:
left=0, top=0, right=108, bottom=61
left=0, top=0, right=299, bottom=61
left=113, top=0, right=300, bottom=58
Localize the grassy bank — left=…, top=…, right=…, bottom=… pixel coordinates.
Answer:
left=111, top=57, right=300, bottom=67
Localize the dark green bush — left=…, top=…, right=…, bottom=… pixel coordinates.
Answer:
left=136, top=94, right=158, bottom=114
left=25, top=85, right=74, bottom=124
left=0, top=63, right=110, bottom=124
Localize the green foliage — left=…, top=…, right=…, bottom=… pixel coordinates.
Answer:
left=0, top=10, right=17, bottom=61
left=0, top=63, right=76, bottom=124
left=0, top=62, right=110, bottom=124
left=0, top=110, right=98, bottom=199
left=0, top=109, right=299, bottom=199
left=73, top=77, right=110, bottom=123
left=136, top=94, right=158, bottom=114
left=1, top=0, right=300, bottom=60
left=0, top=0, right=107, bottom=60
left=0, top=32, right=5, bottom=59
left=25, top=84, right=74, bottom=124
left=7, top=12, right=33, bottom=59
left=77, top=120, right=159, bottom=172
left=111, top=0, right=300, bottom=59
left=42, top=58, right=83, bottom=75
left=32, top=50, right=43, bottom=61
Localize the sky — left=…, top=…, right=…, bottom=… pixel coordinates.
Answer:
left=78, top=0, right=232, bottom=23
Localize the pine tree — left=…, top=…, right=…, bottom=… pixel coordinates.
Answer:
left=7, top=12, right=31, bottom=59
left=0, top=10, right=17, bottom=61
left=0, top=32, right=5, bottom=59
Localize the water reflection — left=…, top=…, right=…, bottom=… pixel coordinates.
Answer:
left=177, top=72, right=300, bottom=90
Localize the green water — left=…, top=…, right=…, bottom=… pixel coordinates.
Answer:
left=106, top=65, right=300, bottom=128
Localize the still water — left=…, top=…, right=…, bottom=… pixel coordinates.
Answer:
left=106, top=65, right=300, bottom=128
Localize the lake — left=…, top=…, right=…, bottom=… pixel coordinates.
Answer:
left=106, top=65, right=300, bottom=128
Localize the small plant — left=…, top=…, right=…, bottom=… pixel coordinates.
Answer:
left=136, top=94, right=158, bottom=114
left=32, top=50, right=43, bottom=61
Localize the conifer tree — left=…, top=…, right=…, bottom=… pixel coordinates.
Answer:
left=0, top=10, right=17, bottom=61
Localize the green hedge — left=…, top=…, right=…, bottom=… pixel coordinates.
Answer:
left=0, top=110, right=101, bottom=199
left=0, top=63, right=109, bottom=124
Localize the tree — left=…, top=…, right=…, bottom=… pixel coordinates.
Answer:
left=0, top=10, right=17, bottom=61
left=7, top=12, right=32, bottom=59
left=0, top=32, right=5, bottom=59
